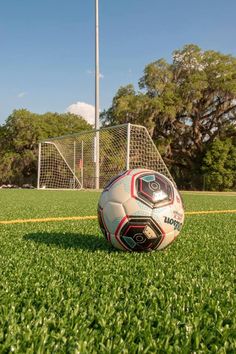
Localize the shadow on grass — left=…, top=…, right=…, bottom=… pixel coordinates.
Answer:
left=23, top=232, right=115, bottom=252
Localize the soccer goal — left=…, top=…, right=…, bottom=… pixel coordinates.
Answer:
left=37, top=123, right=174, bottom=190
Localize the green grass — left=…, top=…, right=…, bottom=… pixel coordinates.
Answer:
left=0, top=190, right=236, bottom=221
left=0, top=191, right=236, bottom=353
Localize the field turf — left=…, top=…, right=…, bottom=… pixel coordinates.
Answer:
left=0, top=190, right=235, bottom=353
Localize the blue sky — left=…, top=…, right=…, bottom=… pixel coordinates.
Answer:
left=1, top=0, right=236, bottom=124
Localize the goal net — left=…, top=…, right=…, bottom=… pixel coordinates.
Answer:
left=37, top=124, right=174, bottom=190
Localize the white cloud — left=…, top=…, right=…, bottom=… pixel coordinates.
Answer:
left=67, top=101, right=95, bottom=125
left=87, top=69, right=104, bottom=79
left=17, top=92, right=27, bottom=98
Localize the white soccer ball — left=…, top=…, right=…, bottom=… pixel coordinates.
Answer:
left=98, top=169, right=184, bottom=252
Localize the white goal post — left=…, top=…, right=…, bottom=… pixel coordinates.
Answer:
left=37, top=123, right=174, bottom=190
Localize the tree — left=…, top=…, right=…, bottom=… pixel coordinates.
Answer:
left=0, top=109, right=91, bottom=186
left=202, top=138, right=236, bottom=191
left=102, top=44, right=236, bottom=189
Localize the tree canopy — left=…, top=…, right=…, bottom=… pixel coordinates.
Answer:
left=102, top=44, right=236, bottom=189
left=0, top=109, right=91, bottom=186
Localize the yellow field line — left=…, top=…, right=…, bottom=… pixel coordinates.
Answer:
left=181, top=191, right=236, bottom=196
left=186, top=210, right=236, bottom=215
left=0, top=210, right=236, bottom=225
left=0, top=215, right=97, bottom=225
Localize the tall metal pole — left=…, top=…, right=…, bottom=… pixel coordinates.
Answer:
left=95, top=0, right=100, bottom=189
left=73, top=140, right=76, bottom=189
left=81, top=141, right=84, bottom=189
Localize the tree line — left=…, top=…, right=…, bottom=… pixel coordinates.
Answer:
left=0, top=44, right=236, bottom=190
left=101, top=44, right=236, bottom=190
left=0, top=110, right=91, bottom=186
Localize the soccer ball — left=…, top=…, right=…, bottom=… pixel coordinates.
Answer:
left=98, top=169, right=184, bottom=252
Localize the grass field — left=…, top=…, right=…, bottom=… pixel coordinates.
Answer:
left=0, top=190, right=236, bottom=353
